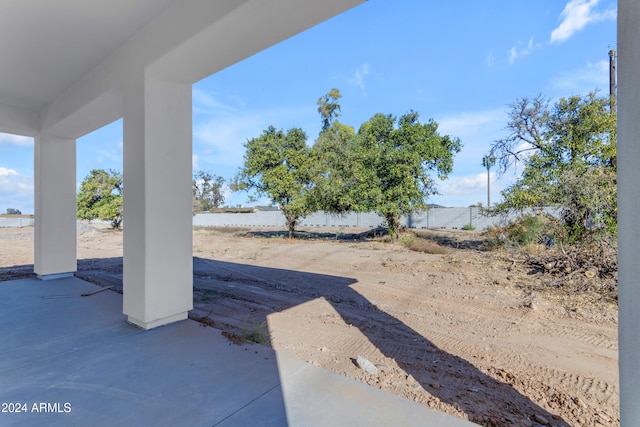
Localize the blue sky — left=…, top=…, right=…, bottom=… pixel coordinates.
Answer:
left=0, top=0, right=617, bottom=214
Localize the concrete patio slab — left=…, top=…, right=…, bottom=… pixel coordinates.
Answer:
left=0, top=276, right=476, bottom=426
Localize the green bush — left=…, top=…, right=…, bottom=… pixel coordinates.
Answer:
left=504, top=214, right=566, bottom=246
left=462, top=224, right=475, bottom=231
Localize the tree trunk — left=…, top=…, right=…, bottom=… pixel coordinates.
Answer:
left=386, top=213, right=400, bottom=241
left=286, top=215, right=297, bottom=239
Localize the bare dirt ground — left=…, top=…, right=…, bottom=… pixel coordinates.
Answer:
left=0, top=224, right=619, bottom=427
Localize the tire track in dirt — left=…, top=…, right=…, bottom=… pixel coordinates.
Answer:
left=268, top=303, right=561, bottom=426
left=415, top=327, right=619, bottom=425
left=203, top=268, right=620, bottom=426
left=487, top=364, right=619, bottom=426
left=493, top=361, right=619, bottom=404
left=552, top=324, right=618, bottom=351
left=359, top=280, right=618, bottom=362
left=465, top=308, right=617, bottom=366
left=275, top=287, right=569, bottom=423
left=364, top=306, right=619, bottom=426
left=4, top=226, right=619, bottom=427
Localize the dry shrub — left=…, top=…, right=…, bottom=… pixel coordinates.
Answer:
left=193, top=226, right=248, bottom=235
left=401, top=233, right=448, bottom=254
left=483, top=214, right=567, bottom=250
left=523, top=238, right=618, bottom=302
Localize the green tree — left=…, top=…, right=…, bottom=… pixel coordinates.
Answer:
left=312, top=89, right=356, bottom=213
left=77, top=169, right=123, bottom=229
left=352, top=111, right=462, bottom=239
left=235, top=126, right=314, bottom=238
left=488, top=92, right=617, bottom=240
left=193, top=171, right=225, bottom=213
left=311, top=120, right=357, bottom=214
left=490, top=93, right=616, bottom=206
left=559, top=167, right=617, bottom=239
left=317, top=88, right=342, bottom=131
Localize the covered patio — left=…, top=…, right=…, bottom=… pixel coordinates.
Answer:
left=0, top=0, right=373, bottom=330
left=1, top=0, right=639, bottom=425
left=0, top=276, right=473, bottom=426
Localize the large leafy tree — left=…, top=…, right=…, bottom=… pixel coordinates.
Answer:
left=352, top=111, right=462, bottom=239
left=240, top=90, right=461, bottom=240
left=193, top=171, right=226, bottom=213
left=77, top=169, right=123, bottom=229
left=488, top=92, right=616, bottom=239
left=317, top=88, right=342, bottom=131
left=235, top=126, right=314, bottom=238
left=311, top=120, right=358, bottom=214
left=312, top=88, right=358, bottom=213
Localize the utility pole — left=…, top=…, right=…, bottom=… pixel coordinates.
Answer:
left=486, top=165, right=490, bottom=207
left=609, top=48, right=617, bottom=113
left=482, top=155, right=496, bottom=207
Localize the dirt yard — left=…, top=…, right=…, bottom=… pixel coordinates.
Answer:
left=0, top=224, right=619, bottom=427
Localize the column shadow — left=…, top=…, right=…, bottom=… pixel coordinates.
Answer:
left=189, top=256, right=570, bottom=427
left=1, top=257, right=570, bottom=426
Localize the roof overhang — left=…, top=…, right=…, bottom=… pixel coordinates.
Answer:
left=0, top=0, right=365, bottom=138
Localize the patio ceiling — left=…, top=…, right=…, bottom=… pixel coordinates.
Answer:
left=0, top=0, right=364, bottom=138
left=0, top=0, right=174, bottom=112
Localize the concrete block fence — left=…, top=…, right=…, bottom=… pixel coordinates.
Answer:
left=0, top=217, right=35, bottom=227
left=0, top=208, right=560, bottom=230
left=192, top=207, right=561, bottom=230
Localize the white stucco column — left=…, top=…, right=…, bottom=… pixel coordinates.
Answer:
left=34, top=134, right=77, bottom=279
left=618, top=1, right=640, bottom=425
left=122, top=72, right=193, bottom=329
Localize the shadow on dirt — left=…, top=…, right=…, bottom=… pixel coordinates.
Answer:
left=0, top=265, right=35, bottom=281
left=412, top=230, right=491, bottom=251
left=242, top=227, right=388, bottom=241
left=1, top=257, right=569, bottom=427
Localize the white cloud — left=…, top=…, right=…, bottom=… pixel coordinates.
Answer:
left=348, top=64, right=370, bottom=90
left=509, top=37, right=542, bottom=64
left=436, top=108, right=508, bottom=171
left=221, top=183, right=233, bottom=202
left=192, top=89, right=242, bottom=114
left=551, top=0, right=616, bottom=43
left=512, top=142, right=537, bottom=168
left=509, top=46, right=518, bottom=65
left=436, top=108, right=506, bottom=147
left=0, top=167, right=19, bottom=177
left=96, top=147, right=122, bottom=164
left=0, top=133, right=33, bottom=146
left=192, top=90, right=286, bottom=174
left=430, top=171, right=511, bottom=207
left=428, top=109, right=512, bottom=206
left=194, top=114, right=264, bottom=171
left=486, top=51, right=495, bottom=67
left=192, top=89, right=324, bottom=206
left=549, top=59, right=609, bottom=93
left=193, top=98, right=316, bottom=179
left=438, top=172, right=493, bottom=196
left=0, top=167, right=33, bottom=214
